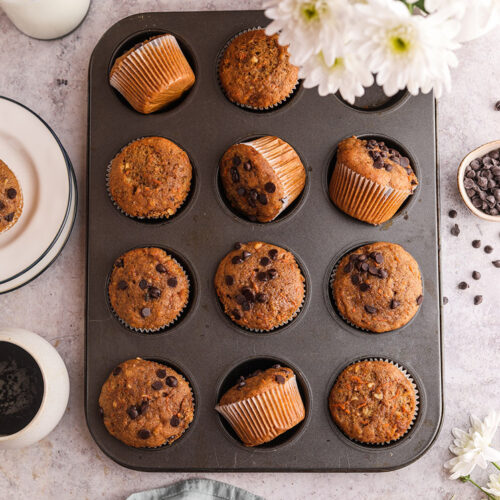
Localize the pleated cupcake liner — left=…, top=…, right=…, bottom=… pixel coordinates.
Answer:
left=215, top=375, right=305, bottom=446
left=216, top=27, right=299, bottom=112
left=108, top=253, right=190, bottom=334
left=110, top=34, right=195, bottom=114
left=332, top=357, right=419, bottom=447
left=241, top=136, right=306, bottom=220
left=106, top=137, right=191, bottom=221
left=329, top=162, right=411, bottom=225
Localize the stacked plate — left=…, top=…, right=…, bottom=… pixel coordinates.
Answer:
left=0, top=97, right=77, bottom=294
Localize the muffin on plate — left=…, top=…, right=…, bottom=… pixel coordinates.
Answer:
left=214, top=241, right=305, bottom=331
left=0, top=159, right=23, bottom=233
left=110, top=34, right=195, bottom=114
left=329, top=360, right=417, bottom=444
left=107, top=137, right=192, bottom=219
left=332, top=242, right=422, bottom=333
left=216, top=364, right=305, bottom=446
left=99, top=358, right=194, bottom=448
left=329, top=136, right=418, bottom=225
left=108, top=247, right=189, bottom=332
left=220, top=136, right=306, bottom=222
left=218, top=29, right=298, bottom=109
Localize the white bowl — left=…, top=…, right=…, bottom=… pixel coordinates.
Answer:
left=0, top=327, right=69, bottom=449
left=457, top=140, right=500, bottom=222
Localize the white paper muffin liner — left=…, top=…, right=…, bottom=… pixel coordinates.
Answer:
left=331, top=357, right=419, bottom=446
left=217, top=27, right=299, bottom=111
left=106, top=137, right=191, bottom=220
left=329, top=162, right=411, bottom=225
left=108, top=251, right=190, bottom=333
left=215, top=374, right=305, bottom=446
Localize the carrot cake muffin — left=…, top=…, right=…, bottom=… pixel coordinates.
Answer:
left=332, top=242, right=423, bottom=333
left=99, top=358, right=194, bottom=448
left=329, top=136, right=418, bottom=225
left=216, top=364, right=305, bottom=446
left=218, top=29, right=298, bottom=109
left=0, top=159, right=23, bottom=233
left=214, top=241, right=305, bottom=331
left=110, top=34, right=195, bottom=114
left=329, top=360, right=416, bottom=444
left=108, top=137, right=192, bottom=219
left=108, top=247, right=189, bottom=331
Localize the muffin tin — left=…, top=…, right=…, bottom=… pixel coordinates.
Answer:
left=86, top=10, right=443, bottom=472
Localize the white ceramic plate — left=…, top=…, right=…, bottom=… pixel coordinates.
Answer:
left=0, top=97, right=76, bottom=290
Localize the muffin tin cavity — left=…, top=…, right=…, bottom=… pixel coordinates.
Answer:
left=106, top=246, right=197, bottom=334
left=215, top=356, right=310, bottom=450
left=109, top=30, right=198, bottom=114
left=336, top=84, right=409, bottom=114
left=326, top=356, right=421, bottom=449
left=215, top=135, right=309, bottom=225
left=326, top=133, right=420, bottom=224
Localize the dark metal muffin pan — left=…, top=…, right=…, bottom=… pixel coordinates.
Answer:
left=86, top=10, right=443, bottom=472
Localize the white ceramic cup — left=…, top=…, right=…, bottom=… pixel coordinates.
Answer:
left=0, top=327, right=69, bottom=449
left=0, top=0, right=90, bottom=40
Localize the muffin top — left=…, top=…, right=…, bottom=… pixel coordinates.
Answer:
left=214, top=241, right=305, bottom=331
left=220, top=136, right=305, bottom=222
left=333, top=242, right=422, bottom=333
left=329, top=360, right=416, bottom=444
left=0, top=160, right=23, bottom=233
left=218, top=29, right=299, bottom=109
left=108, top=137, right=192, bottom=218
left=99, top=358, right=194, bottom=448
left=108, top=247, right=189, bottom=331
left=336, top=137, right=418, bottom=192
left=219, top=365, right=295, bottom=405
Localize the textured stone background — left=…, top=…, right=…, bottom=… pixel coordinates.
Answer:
left=0, top=1, right=499, bottom=498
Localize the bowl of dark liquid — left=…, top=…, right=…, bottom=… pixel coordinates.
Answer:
left=0, top=328, right=69, bottom=448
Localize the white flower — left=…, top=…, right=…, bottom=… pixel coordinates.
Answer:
left=350, top=0, right=460, bottom=98
left=444, top=411, right=500, bottom=480
left=264, top=0, right=354, bottom=66
left=299, top=51, right=374, bottom=103
left=484, top=473, right=500, bottom=499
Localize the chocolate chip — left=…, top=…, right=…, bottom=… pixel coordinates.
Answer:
left=351, top=274, right=360, bottom=286
left=237, top=187, right=246, bottom=196
left=141, top=307, right=151, bottom=318
left=243, top=161, right=252, bottom=171
left=232, top=255, right=243, bottom=265
left=0, top=201, right=4, bottom=210
left=275, top=375, right=286, bottom=384
left=493, top=260, right=500, bottom=268
left=272, top=364, right=281, bottom=369
left=260, top=257, right=270, bottom=266
left=368, top=265, right=379, bottom=276
left=364, top=305, right=377, bottom=314
left=472, top=240, right=481, bottom=248
left=344, top=262, right=353, bottom=273
left=139, top=400, right=149, bottom=414
left=149, top=286, right=161, bottom=299
left=6, top=188, right=17, bottom=199
left=474, top=295, right=483, bottom=305
left=357, top=254, right=367, bottom=262
left=496, top=101, right=500, bottom=111
left=257, top=271, right=268, bottom=282
left=472, top=271, right=481, bottom=280
left=117, top=280, right=128, bottom=290
left=234, top=242, right=242, bottom=250
left=359, top=283, right=370, bottom=292
left=268, top=249, right=278, bottom=260
left=236, top=294, right=246, bottom=305
left=233, top=155, right=241, bottom=166
left=400, top=157, right=410, bottom=168
left=484, top=245, right=493, bottom=253
left=165, top=376, right=178, bottom=387
left=225, top=275, right=234, bottom=286
left=241, top=287, right=255, bottom=302
left=230, top=167, right=239, bottom=183
left=156, top=369, right=166, bottom=378
left=127, top=406, right=139, bottom=419
left=139, top=279, right=148, bottom=289
left=267, top=269, right=278, bottom=280
left=4, top=212, right=14, bottom=222
left=256, top=292, right=268, bottom=303
left=167, top=277, right=178, bottom=287
left=264, top=182, right=276, bottom=193
left=247, top=196, right=256, bottom=208
left=138, top=429, right=151, bottom=439
left=373, top=158, right=384, bottom=169
left=390, top=299, right=400, bottom=309
left=443, top=296, right=448, bottom=305
left=416, top=295, right=423, bottom=305
left=258, top=193, right=268, bottom=205
left=242, top=251, right=251, bottom=260
left=378, top=269, right=388, bottom=279
left=242, top=301, right=251, bottom=311
left=448, top=209, right=457, bottom=218
left=458, top=281, right=469, bottom=290
left=384, top=164, right=393, bottom=172
left=249, top=189, right=258, bottom=200
left=156, top=263, right=167, bottom=273
left=450, top=224, right=460, bottom=236
left=232, top=309, right=242, bottom=320
left=113, top=366, right=121, bottom=376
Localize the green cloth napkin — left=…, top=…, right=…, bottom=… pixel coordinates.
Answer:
left=126, top=478, right=266, bottom=500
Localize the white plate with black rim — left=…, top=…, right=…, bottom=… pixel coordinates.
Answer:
left=0, top=97, right=77, bottom=294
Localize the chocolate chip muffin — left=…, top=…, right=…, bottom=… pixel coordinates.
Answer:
left=214, top=241, right=305, bottom=331
left=329, top=136, right=418, bottom=225
left=220, top=136, right=306, bottom=222
left=216, top=365, right=305, bottom=446
left=110, top=34, right=195, bottom=114
left=108, top=247, right=189, bottom=331
left=329, top=360, right=416, bottom=444
left=108, top=137, right=192, bottom=219
left=99, top=358, right=194, bottom=448
left=218, top=29, right=299, bottom=109
left=332, top=242, right=422, bottom=333
left=0, top=160, right=23, bottom=233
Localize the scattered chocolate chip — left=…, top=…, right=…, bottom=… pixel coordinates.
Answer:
left=234, top=242, right=242, bottom=250
left=247, top=196, right=256, bottom=208
left=359, top=283, right=370, bottom=292
left=390, top=299, right=400, bottom=309
left=156, top=263, right=167, bottom=273
left=233, top=155, right=241, bottom=166
left=451, top=224, right=460, bottom=236
left=364, top=305, right=377, bottom=314
left=400, top=157, right=410, bottom=168
left=256, top=292, right=268, bottom=303
left=258, top=193, right=268, bottom=205
left=472, top=271, right=481, bottom=280
left=0, top=201, right=4, bottom=210
left=484, top=245, right=493, bottom=253
left=241, top=287, right=255, bottom=302
left=416, top=295, right=423, bottom=305
left=384, top=164, right=393, bottom=172
left=458, top=281, right=469, bottom=290
left=272, top=364, right=281, bottom=369
left=373, top=158, right=384, bottom=169
left=493, top=260, right=500, bottom=268
left=236, top=294, right=246, bottom=305
left=231, top=167, right=239, bottom=183
left=267, top=269, right=278, bottom=280
left=237, top=187, right=246, bottom=196
left=378, top=269, right=388, bottom=279
left=242, top=301, right=252, bottom=311
left=249, top=189, right=258, bottom=200
left=127, top=406, right=139, bottom=419
left=232, top=309, right=242, bottom=320
left=264, top=182, right=276, bottom=193
left=165, top=376, right=178, bottom=387
left=149, top=286, right=161, bottom=299
left=448, top=209, right=457, bottom=218
left=225, top=275, right=234, bottom=286
left=4, top=212, right=14, bottom=222
left=351, top=274, right=361, bottom=286
left=474, top=295, right=483, bottom=305
left=156, top=369, right=167, bottom=378
left=368, top=265, right=379, bottom=276
left=151, top=380, right=163, bottom=390
left=139, top=400, right=149, bottom=414
left=141, top=307, right=151, bottom=318
left=167, top=277, right=178, bottom=287
left=6, top=188, right=17, bottom=199
left=344, top=262, right=353, bottom=273
left=472, top=240, right=481, bottom=248
left=117, top=280, right=128, bottom=290
left=269, top=249, right=278, bottom=260
left=442, top=296, right=448, bottom=305
left=357, top=254, right=367, bottom=262
left=139, top=279, right=148, bottom=290
left=257, top=271, right=268, bottom=282
left=113, top=366, right=121, bottom=376
left=242, top=251, right=251, bottom=260
left=243, top=161, right=252, bottom=171
left=138, top=429, right=151, bottom=439
left=275, top=375, right=286, bottom=384
left=260, top=257, right=270, bottom=266
left=232, top=255, right=243, bottom=265
left=495, top=101, right=500, bottom=111
left=169, top=414, right=181, bottom=427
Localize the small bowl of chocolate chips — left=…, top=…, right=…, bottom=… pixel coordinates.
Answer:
left=458, top=140, right=500, bottom=222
